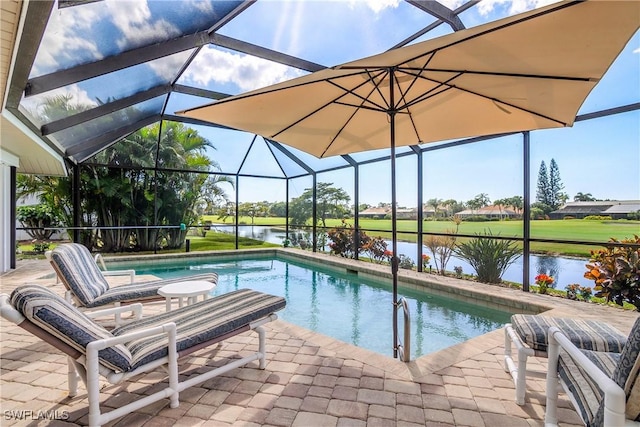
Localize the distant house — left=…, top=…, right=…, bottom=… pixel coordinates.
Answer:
left=359, top=207, right=390, bottom=219
left=550, top=200, right=640, bottom=219
left=455, top=205, right=519, bottom=219
left=359, top=206, right=418, bottom=220
left=397, top=208, right=417, bottom=220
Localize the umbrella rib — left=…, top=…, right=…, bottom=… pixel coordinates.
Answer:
left=396, top=0, right=583, bottom=70
left=394, top=54, right=438, bottom=142
left=399, top=67, right=595, bottom=83
left=270, top=69, right=388, bottom=139
left=328, top=69, right=391, bottom=112
left=400, top=69, right=571, bottom=126
left=395, top=70, right=463, bottom=111
left=365, top=68, right=392, bottom=111
left=320, top=72, right=393, bottom=157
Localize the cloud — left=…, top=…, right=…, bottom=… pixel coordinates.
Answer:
left=183, top=46, right=304, bottom=93
left=476, top=0, right=560, bottom=17
left=147, top=50, right=193, bottom=82
left=21, top=84, right=97, bottom=123
left=33, top=3, right=103, bottom=76
left=105, top=0, right=181, bottom=50
left=346, top=0, right=400, bottom=14
left=634, top=48, right=640, bottom=54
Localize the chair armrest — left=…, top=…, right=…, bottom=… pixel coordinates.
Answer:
left=0, top=294, right=25, bottom=324
left=547, top=326, right=626, bottom=421
left=102, top=269, right=136, bottom=284
left=88, top=321, right=176, bottom=350
left=86, top=322, right=178, bottom=382
left=85, top=303, right=143, bottom=321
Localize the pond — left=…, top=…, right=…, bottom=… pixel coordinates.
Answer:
left=212, top=224, right=595, bottom=289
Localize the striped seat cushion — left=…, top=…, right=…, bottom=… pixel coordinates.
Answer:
left=112, top=288, right=286, bottom=371
left=86, top=273, right=219, bottom=308
left=611, top=317, right=640, bottom=423
left=10, top=285, right=131, bottom=372
left=558, top=348, right=620, bottom=425
left=51, top=244, right=110, bottom=307
left=511, top=314, right=627, bottom=354
left=51, top=243, right=219, bottom=308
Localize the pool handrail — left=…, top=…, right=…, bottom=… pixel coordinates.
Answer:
left=396, top=297, right=411, bottom=363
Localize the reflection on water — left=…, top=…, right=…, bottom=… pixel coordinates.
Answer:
left=535, top=256, right=560, bottom=287
left=113, top=256, right=513, bottom=358
left=222, top=225, right=594, bottom=287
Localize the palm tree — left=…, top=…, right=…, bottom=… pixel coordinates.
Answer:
left=20, top=93, right=234, bottom=251
left=574, top=192, right=596, bottom=202
left=426, top=198, right=442, bottom=220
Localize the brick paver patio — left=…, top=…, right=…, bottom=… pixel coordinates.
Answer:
left=1, top=252, right=638, bottom=426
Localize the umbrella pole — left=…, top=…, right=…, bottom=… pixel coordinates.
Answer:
left=389, top=69, right=399, bottom=359
left=391, top=124, right=399, bottom=359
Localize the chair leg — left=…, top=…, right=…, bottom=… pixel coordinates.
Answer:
left=67, top=357, right=79, bottom=397
left=504, top=324, right=512, bottom=373
left=86, top=346, right=105, bottom=427
left=167, top=325, right=180, bottom=409
left=544, top=330, right=560, bottom=427
left=515, top=347, right=528, bottom=405
left=257, top=325, right=266, bottom=369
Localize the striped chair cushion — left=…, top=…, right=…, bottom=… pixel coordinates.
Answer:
left=87, top=272, right=219, bottom=308
left=558, top=348, right=620, bottom=425
left=511, top=314, right=627, bottom=354
left=50, top=243, right=110, bottom=307
left=611, top=317, right=640, bottom=422
left=112, top=288, right=286, bottom=371
left=10, top=285, right=132, bottom=372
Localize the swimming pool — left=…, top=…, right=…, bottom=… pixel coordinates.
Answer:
left=111, top=255, right=514, bottom=359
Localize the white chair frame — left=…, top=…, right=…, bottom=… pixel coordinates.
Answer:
left=1, top=295, right=276, bottom=427
left=545, top=326, right=640, bottom=427
left=504, top=322, right=544, bottom=405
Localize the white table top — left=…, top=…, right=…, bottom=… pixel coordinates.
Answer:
left=157, top=280, right=216, bottom=298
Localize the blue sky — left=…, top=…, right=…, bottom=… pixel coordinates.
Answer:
left=25, top=0, right=640, bottom=207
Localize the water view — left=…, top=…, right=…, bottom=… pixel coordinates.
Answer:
left=218, top=224, right=595, bottom=288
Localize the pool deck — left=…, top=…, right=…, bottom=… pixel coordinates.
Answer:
left=2, top=249, right=638, bottom=426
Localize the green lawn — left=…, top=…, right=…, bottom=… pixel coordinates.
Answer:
left=204, top=215, right=640, bottom=257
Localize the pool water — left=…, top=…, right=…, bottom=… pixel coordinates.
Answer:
left=112, top=256, right=513, bottom=359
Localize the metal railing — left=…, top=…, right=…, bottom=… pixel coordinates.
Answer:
left=396, top=297, right=411, bottom=362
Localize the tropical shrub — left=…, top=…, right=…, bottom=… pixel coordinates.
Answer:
left=583, top=215, right=612, bottom=221
left=454, top=266, right=463, bottom=278
left=424, top=219, right=460, bottom=275
left=16, top=205, right=62, bottom=240
left=289, top=231, right=312, bottom=250
left=454, top=232, right=520, bottom=284
left=584, top=235, right=640, bottom=311
left=362, top=236, right=389, bottom=264
left=565, top=283, right=580, bottom=300
left=31, top=240, right=50, bottom=254
left=398, top=254, right=415, bottom=270
left=327, top=220, right=363, bottom=259
left=579, top=286, right=593, bottom=301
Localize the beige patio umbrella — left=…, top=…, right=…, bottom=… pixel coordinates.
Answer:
left=180, top=0, right=640, bottom=359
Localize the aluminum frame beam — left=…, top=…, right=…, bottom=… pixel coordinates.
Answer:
left=25, top=34, right=325, bottom=97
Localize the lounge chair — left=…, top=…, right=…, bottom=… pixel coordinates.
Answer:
left=545, top=316, right=640, bottom=426
left=46, top=243, right=218, bottom=322
left=504, top=314, right=627, bottom=405
left=0, top=284, right=286, bottom=427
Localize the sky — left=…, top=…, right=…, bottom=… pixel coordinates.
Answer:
left=24, top=0, right=640, bottom=208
